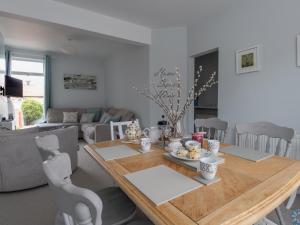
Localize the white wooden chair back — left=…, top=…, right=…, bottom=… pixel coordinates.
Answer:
left=194, top=118, right=228, bottom=142
left=43, top=152, right=103, bottom=225
left=35, top=135, right=103, bottom=225
left=35, top=134, right=60, bottom=160
left=235, top=121, right=294, bottom=157
left=110, top=119, right=139, bottom=141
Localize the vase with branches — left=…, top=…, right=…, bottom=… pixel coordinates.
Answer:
left=134, top=66, right=217, bottom=138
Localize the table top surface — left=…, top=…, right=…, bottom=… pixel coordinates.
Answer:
left=84, top=140, right=300, bottom=225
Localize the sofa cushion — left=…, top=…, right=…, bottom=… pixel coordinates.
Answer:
left=80, top=113, right=95, bottom=123
left=99, top=112, right=110, bottom=123
left=99, top=112, right=121, bottom=124
left=87, top=108, right=102, bottom=122
left=47, top=108, right=76, bottom=123
left=106, top=108, right=134, bottom=121
left=63, top=112, right=78, bottom=123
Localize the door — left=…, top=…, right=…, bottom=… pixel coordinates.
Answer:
left=194, top=49, right=218, bottom=120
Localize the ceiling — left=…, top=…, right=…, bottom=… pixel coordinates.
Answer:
left=56, top=0, right=237, bottom=28
left=0, top=13, right=140, bottom=59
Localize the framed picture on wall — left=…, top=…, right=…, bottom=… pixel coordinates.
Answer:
left=64, top=74, right=97, bottom=90
left=236, top=45, right=261, bottom=74
left=297, top=35, right=300, bottom=67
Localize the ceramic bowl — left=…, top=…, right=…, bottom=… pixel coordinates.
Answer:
left=185, top=140, right=201, bottom=150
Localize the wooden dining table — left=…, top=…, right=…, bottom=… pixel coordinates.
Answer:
left=84, top=140, right=300, bottom=225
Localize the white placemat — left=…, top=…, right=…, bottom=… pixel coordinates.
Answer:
left=96, top=145, right=140, bottom=161
left=124, top=165, right=202, bottom=206
left=220, top=146, right=273, bottom=162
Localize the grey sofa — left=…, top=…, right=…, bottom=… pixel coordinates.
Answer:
left=81, top=107, right=135, bottom=144
left=0, top=126, right=78, bottom=192
left=41, top=107, right=135, bottom=144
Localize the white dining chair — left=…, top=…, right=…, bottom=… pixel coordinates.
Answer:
left=110, top=119, right=140, bottom=141
left=236, top=121, right=295, bottom=225
left=35, top=134, right=153, bottom=225
left=194, top=118, right=228, bottom=142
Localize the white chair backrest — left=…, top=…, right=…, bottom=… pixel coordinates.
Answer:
left=110, top=119, right=139, bottom=141
left=194, top=118, right=228, bottom=142
left=35, top=134, right=60, bottom=161
left=43, top=153, right=103, bottom=225
left=235, top=121, right=294, bottom=157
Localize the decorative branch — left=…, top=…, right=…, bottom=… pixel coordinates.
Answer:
left=133, top=66, right=218, bottom=137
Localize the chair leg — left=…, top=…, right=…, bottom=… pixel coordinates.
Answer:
left=286, top=190, right=297, bottom=209
left=275, top=207, right=285, bottom=225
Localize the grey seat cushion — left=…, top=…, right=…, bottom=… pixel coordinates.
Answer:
left=96, top=187, right=136, bottom=225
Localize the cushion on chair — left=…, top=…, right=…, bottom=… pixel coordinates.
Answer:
left=96, top=187, right=136, bottom=225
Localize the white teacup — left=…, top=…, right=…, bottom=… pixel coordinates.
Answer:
left=199, top=157, right=218, bottom=180
left=208, top=140, right=220, bottom=156
left=140, top=137, right=151, bottom=152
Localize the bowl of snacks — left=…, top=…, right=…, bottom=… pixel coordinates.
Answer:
left=171, top=146, right=202, bottom=161
left=185, top=140, right=201, bottom=150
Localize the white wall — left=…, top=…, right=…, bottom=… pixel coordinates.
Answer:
left=188, top=0, right=300, bottom=134
left=51, top=54, right=106, bottom=108
left=104, top=46, right=150, bottom=128
left=149, top=27, right=188, bottom=127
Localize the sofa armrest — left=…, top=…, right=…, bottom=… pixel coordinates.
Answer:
left=94, top=124, right=111, bottom=142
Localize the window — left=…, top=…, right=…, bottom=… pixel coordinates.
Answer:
left=10, top=55, right=45, bottom=128
left=0, top=58, right=4, bottom=87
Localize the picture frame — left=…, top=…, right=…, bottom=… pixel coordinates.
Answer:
left=236, top=45, right=260, bottom=74
left=64, top=74, right=97, bottom=90
left=297, top=35, right=300, bottom=67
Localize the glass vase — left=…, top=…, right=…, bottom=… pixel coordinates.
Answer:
left=169, top=119, right=184, bottom=138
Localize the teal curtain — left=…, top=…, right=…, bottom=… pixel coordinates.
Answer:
left=44, top=55, right=51, bottom=112
left=5, top=50, right=11, bottom=76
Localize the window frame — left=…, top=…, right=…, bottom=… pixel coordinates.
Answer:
left=10, top=55, right=45, bottom=76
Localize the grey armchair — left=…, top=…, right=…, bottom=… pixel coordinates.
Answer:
left=0, top=126, right=78, bottom=192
